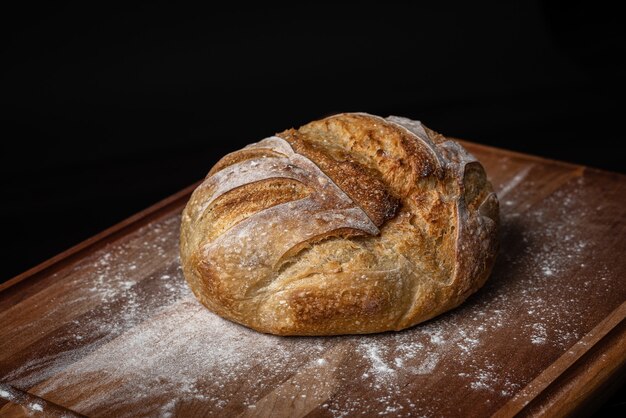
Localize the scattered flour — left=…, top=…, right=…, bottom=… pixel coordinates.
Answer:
left=530, top=323, right=548, bottom=345
left=470, top=370, right=496, bottom=391
left=362, top=345, right=395, bottom=375
left=29, top=402, right=43, bottom=412
left=497, top=164, right=533, bottom=198
left=414, top=353, right=440, bottom=375
left=0, top=389, right=13, bottom=401
left=2, top=165, right=621, bottom=417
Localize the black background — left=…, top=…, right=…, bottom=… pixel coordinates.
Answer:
left=1, top=1, right=625, bottom=414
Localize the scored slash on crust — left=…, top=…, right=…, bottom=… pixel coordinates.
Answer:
left=198, top=136, right=380, bottom=270
left=180, top=113, right=500, bottom=335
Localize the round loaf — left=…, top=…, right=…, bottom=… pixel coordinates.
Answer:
left=180, top=113, right=499, bottom=335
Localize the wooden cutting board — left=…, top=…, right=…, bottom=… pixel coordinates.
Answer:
left=1, top=141, right=625, bottom=418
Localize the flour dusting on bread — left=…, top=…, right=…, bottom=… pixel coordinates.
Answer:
left=180, top=113, right=499, bottom=335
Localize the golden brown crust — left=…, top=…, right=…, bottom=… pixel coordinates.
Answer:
left=180, top=113, right=499, bottom=335
left=277, top=127, right=398, bottom=227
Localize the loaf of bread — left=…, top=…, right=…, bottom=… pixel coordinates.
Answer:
left=180, top=113, right=499, bottom=335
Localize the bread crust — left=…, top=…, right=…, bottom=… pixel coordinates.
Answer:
left=180, top=113, right=499, bottom=335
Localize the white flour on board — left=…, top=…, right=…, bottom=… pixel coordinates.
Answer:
left=0, top=389, right=14, bottom=401
left=2, top=167, right=619, bottom=417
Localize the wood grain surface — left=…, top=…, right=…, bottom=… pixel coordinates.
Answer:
left=1, top=142, right=625, bottom=417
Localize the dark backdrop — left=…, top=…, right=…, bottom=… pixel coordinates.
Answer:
left=2, top=1, right=625, bottom=281
left=1, top=1, right=625, bottom=413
